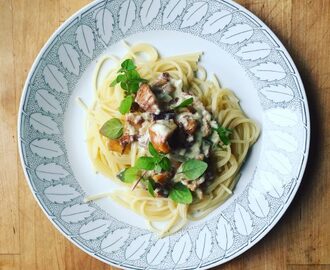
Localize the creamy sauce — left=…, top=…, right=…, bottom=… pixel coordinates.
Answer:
left=150, top=120, right=177, bottom=138
left=122, top=74, right=223, bottom=194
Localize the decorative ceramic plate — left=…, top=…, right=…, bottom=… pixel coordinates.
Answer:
left=18, top=0, right=310, bottom=269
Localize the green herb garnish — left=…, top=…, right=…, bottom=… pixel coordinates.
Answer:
left=134, top=142, right=172, bottom=172
left=169, top=182, right=193, bottom=204
left=99, top=118, right=123, bottom=139
left=213, top=126, right=232, bottom=145
left=111, top=59, right=148, bottom=94
left=135, top=156, right=156, bottom=170
left=158, top=156, right=171, bottom=171
left=111, top=59, right=148, bottom=114
left=119, top=95, right=134, bottom=114
left=119, top=142, right=172, bottom=186
left=142, top=178, right=156, bottom=197
left=119, top=58, right=136, bottom=71
left=122, top=167, right=140, bottom=183
left=173, top=97, right=194, bottom=109
left=148, top=142, right=160, bottom=158
left=181, top=159, right=208, bottom=180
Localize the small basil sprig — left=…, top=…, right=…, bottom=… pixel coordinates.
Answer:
left=168, top=159, right=207, bottom=204
left=181, top=159, right=208, bottom=180
left=111, top=59, right=148, bottom=114
left=213, top=125, right=232, bottom=145
left=100, top=118, right=123, bottom=139
left=117, top=142, right=171, bottom=184
left=173, top=97, right=193, bottom=110
left=169, top=182, right=192, bottom=204
left=135, top=143, right=171, bottom=172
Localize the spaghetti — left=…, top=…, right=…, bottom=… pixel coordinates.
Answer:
left=81, top=43, right=260, bottom=236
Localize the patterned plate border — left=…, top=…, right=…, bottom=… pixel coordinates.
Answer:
left=18, top=0, right=310, bottom=269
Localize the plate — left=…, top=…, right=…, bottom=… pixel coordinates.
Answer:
left=18, top=0, right=310, bottom=269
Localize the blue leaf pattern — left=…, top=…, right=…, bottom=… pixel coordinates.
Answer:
left=58, top=43, right=80, bottom=75
left=146, top=237, right=170, bottom=265
left=216, top=216, right=234, bottom=251
left=260, top=84, right=294, bottom=102
left=248, top=188, right=270, bottom=218
left=95, top=7, right=114, bottom=45
left=195, top=225, right=212, bottom=261
left=101, top=228, right=130, bottom=253
left=75, top=25, right=95, bottom=59
left=61, top=203, right=95, bottom=223
left=236, top=41, right=271, bottom=60
left=172, top=233, right=192, bottom=265
left=202, top=10, right=232, bottom=35
left=125, top=234, right=151, bottom=260
left=44, top=184, right=80, bottom=203
left=140, top=0, right=161, bottom=27
left=79, top=219, right=112, bottom=240
left=181, top=1, right=208, bottom=29
left=250, top=62, right=286, bottom=81
left=43, top=64, right=68, bottom=94
left=220, top=23, right=254, bottom=44
left=118, top=0, right=136, bottom=34
left=163, top=0, right=186, bottom=25
left=35, top=89, right=63, bottom=115
left=30, top=113, right=60, bottom=135
left=35, top=163, right=69, bottom=181
left=234, top=204, right=253, bottom=236
left=30, top=138, right=63, bottom=158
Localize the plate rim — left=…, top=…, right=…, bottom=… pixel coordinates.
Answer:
left=17, top=0, right=311, bottom=269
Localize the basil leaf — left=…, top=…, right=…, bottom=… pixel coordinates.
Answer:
left=135, top=157, right=155, bottom=170
left=159, top=157, right=171, bottom=171
left=174, top=97, right=194, bottom=109
left=146, top=179, right=155, bottom=197
left=111, top=74, right=126, bottom=87
left=182, top=159, right=208, bottom=180
left=127, top=80, right=140, bottom=94
left=213, top=126, right=232, bottom=145
left=117, top=74, right=126, bottom=82
left=126, top=69, right=140, bottom=80
left=120, top=81, right=128, bottom=90
left=121, top=59, right=136, bottom=71
left=119, top=95, right=134, bottom=114
left=148, top=142, right=160, bottom=158
left=113, top=59, right=148, bottom=95
left=123, top=167, right=140, bottom=183
left=169, top=183, right=192, bottom=204
left=99, top=118, right=123, bottom=139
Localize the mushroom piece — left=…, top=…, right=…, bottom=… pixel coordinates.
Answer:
left=126, top=113, right=144, bottom=129
left=135, top=84, right=160, bottom=114
left=152, top=72, right=170, bottom=87
left=152, top=73, right=175, bottom=94
left=149, top=120, right=177, bottom=154
left=176, top=112, right=198, bottom=135
left=152, top=171, right=172, bottom=184
left=107, top=138, right=131, bottom=154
